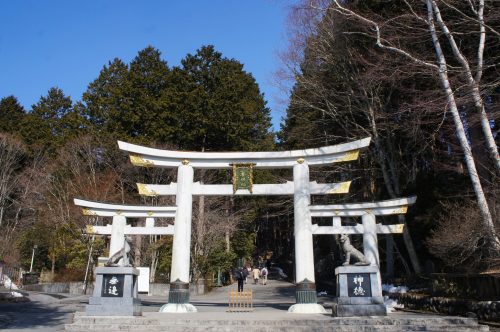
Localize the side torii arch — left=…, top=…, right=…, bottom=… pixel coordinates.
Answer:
left=74, top=199, right=176, bottom=265
left=118, top=137, right=372, bottom=313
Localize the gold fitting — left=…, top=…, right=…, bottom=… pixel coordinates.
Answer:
left=182, top=159, right=190, bottom=165
left=137, top=183, right=158, bottom=197
left=297, top=158, right=305, bottom=164
left=82, top=208, right=96, bottom=216
left=393, top=206, right=408, bottom=214
left=129, top=154, right=154, bottom=167
left=86, top=225, right=95, bottom=233
left=337, top=150, right=360, bottom=162
left=394, top=224, right=405, bottom=233
left=328, top=181, right=351, bottom=194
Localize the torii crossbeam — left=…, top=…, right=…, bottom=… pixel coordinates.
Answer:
left=74, top=198, right=176, bottom=258
left=310, top=196, right=417, bottom=267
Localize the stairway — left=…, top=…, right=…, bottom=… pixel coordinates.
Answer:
left=65, top=311, right=489, bottom=331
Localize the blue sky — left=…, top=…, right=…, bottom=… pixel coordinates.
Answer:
left=0, top=1, right=290, bottom=130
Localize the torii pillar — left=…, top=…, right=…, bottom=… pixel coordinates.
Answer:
left=160, top=162, right=197, bottom=313
left=288, top=159, right=326, bottom=313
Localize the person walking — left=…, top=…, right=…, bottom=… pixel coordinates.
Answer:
left=234, top=266, right=245, bottom=292
left=260, top=266, right=268, bottom=285
left=252, top=266, right=260, bottom=285
left=245, top=266, right=251, bottom=284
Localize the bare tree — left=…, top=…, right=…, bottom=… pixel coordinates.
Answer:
left=0, top=134, right=25, bottom=228
left=301, top=0, right=499, bottom=251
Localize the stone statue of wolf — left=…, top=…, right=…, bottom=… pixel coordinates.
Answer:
left=105, top=236, right=133, bottom=267
left=340, top=234, right=370, bottom=266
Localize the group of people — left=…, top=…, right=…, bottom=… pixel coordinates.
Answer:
left=234, top=265, right=268, bottom=292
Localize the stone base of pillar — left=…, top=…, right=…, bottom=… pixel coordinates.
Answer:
left=287, top=279, right=326, bottom=314
left=159, top=303, right=197, bottom=313
left=168, top=279, right=190, bottom=304
left=159, top=279, right=197, bottom=313
left=294, top=279, right=317, bottom=304
left=287, top=303, right=327, bottom=314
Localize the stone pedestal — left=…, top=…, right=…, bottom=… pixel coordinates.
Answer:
left=86, top=267, right=141, bottom=316
left=332, top=265, right=386, bottom=317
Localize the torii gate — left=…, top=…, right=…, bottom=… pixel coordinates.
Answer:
left=309, top=197, right=417, bottom=268
left=118, top=137, right=371, bottom=314
left=74, top=199, right=176, bottom=260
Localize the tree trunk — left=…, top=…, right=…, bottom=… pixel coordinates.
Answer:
left=430, top=0, right=500, bottom=172
left=368, top=106, right=422, bottom=274
left=149, top=237, right=158, bottom=283
left=51, top=251, right=56, bottom=277
left=134, top=234, right=142, bottom=267
left=427, top=0, right=499, bottom=250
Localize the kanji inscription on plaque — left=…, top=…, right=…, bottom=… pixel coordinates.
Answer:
left=347, top=273, right=371, bottom=297
left=102, top=274, right=124, bottom=297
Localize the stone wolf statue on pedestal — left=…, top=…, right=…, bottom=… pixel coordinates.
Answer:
left=340, top=234, right=370, bottom=266
left=105, top=236, right=133, bottom=267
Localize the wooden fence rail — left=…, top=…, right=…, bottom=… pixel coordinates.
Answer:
left=228, top=290, right=253, bottom=312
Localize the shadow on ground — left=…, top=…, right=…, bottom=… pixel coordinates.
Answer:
left=0, top=298, right=74, bottom=331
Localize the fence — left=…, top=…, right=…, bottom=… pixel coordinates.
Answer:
left=0, top=264, right=22, bottom=284
left=227, top=290, right=253, bottom=312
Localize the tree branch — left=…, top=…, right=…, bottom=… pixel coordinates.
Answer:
left=329, top=0, right=439, bottom=70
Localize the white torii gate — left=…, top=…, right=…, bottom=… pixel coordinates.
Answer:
left=118, top=137, right=371, bottom=314
left=309, top=196, right=417, bottom=268
left=74, top=199, right=176, bottom=259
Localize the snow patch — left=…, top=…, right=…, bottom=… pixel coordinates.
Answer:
left=2, top=276, right=19, bottom=290
left=10, top=291, right=23, bottom=298
left=384, top=295, right=404, bottom=313
left=382, top=283, right=408, bottom=294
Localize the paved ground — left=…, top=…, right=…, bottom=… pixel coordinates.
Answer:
left=1, top=279, right=497, bottom=331
left=0, top=291, right=87, bottom=331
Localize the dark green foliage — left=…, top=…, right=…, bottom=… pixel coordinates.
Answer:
left=21, top=87, right=85, bottom=154
left=0, top=96, right=25, bottom=134
left=178, top=45, right=274, bottom=151
left=231, top=231, right=256, bottom=259
left=82, top=58, right=132, bottom=140
left=82, top=45, right=274, bottom=153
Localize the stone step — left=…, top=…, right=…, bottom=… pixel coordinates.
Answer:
left=65, top=323, right=489, bottom=332
left=70, top=316, right=484, bottom=327
left=65, top=318, right=489, bottom=332
left=66, top=312, right=489, bottom=332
